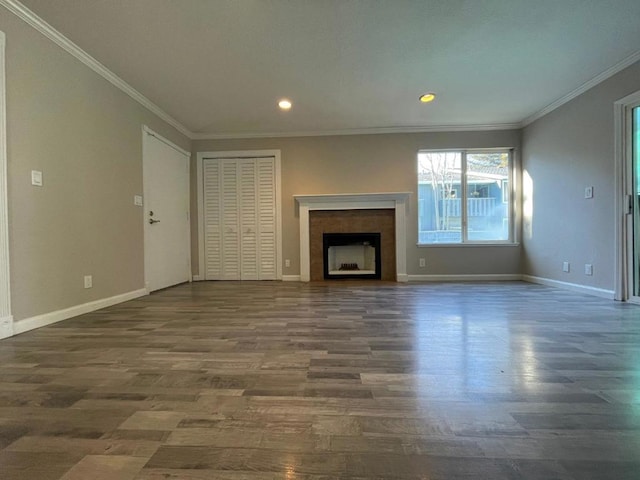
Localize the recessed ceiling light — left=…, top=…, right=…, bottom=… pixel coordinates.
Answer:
left=419, top=93, right=436, bottom=103
left=278, top=99, right=292, bottom=110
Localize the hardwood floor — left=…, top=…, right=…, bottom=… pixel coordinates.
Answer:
left=1, top=281, right=639, bottom=479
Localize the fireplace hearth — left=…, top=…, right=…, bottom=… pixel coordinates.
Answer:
left=323, top=232, right=381, bottom=280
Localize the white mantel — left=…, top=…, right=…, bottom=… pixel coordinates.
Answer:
left=294, top=192, right=411, bottom=282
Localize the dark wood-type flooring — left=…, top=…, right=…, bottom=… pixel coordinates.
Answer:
left=1, top=281, right=640, bottom=479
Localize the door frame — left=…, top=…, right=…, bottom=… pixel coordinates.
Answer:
left=0, top=31, right=12, bottom=339
left=196, top=150, right=282, bottom=281
left=614, top=90, right=640, bottom=301
left=142, top=125, right=192, bottom=291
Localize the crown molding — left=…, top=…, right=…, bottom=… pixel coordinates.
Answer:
left=4, top=0, right=638, bottom=141
left=190, top=123, right=523, bottom=140
left=0, top=0, right=193, bottom=139
left=522, top=49, right=640, bottom=127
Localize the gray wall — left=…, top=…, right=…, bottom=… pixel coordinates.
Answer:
left=521, top=60, right=640, bottom=291
left=2, top=10, right=190, bottom=322
left=6, top=1, right=636, bottom=328
left=192, top=129, right=522, bottom=278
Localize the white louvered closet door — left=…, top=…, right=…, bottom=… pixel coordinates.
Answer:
left=203, top=160, right=222, bottom=279
left=239, top=160, right=259, bottom=280
left=257, top=159, right=276, bottom=280
left=221, top=160, right=241, bottom=279
left=202, top=157, right=277, bottom=280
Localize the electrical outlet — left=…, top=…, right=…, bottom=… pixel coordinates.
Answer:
left=285, top=259, right=291, bottom=268
left=84, top=275, right=92, bottom=289
left=562, top=262, right=570, bottom=273
left=585, top=264, right=593, bottom=276
left=134, top=195, right=143, bottom=206
left=419, top=258, right=426, bottom=267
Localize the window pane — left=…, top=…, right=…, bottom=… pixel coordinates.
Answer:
left=418, top=152, right=462, bottom=243
left=466, top=152, right=510, bottom=241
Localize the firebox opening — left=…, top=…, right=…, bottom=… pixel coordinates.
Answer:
left=323, top=232, right=381, bottom=280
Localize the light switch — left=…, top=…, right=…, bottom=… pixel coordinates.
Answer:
left=584, top=186, right=593, bottom=199
left=31, top=170, right=43, bottom=186
left=134, top=195, right=143, bottom=206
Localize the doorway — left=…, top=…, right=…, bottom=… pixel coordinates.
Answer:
left=143, top=127, right=191, bottom=292
left=0, top=31, right=10, bottom=338
left=616, top=91, right=640, bottom=301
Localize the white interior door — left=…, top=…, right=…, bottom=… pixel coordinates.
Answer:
left=143, top=129, right=190, bottom=292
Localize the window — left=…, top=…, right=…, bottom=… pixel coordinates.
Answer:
left=418, top=149, right=513, bottom=244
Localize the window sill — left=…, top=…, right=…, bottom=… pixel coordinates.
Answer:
left=417, top=242, right=520, bottom=248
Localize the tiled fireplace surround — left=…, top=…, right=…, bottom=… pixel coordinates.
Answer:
left=294, top=193, right=410, bottom=282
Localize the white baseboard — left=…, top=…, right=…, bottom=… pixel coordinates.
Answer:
left=397, top=274, right=409, bottom=283
left=192, top=275, right=204, bottom=281
left=521, top=275, right=615, bottom=299
left=0, top=314, right=13, bottom=340
left=12, top=288, right=148, bottom=336
left=282, top=275, right=301, bottom=282
left=409, top=274, right=522, bottom=282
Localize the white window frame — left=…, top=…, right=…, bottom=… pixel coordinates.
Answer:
left=417, top=148, right=516, bottom=246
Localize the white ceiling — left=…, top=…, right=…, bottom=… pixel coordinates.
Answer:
left=14, top=0, right=640, bottom=138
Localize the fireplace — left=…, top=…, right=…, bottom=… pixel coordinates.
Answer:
left=323, top=232, right=381, bottom=279
left=294, top=192, right=411, bottom=282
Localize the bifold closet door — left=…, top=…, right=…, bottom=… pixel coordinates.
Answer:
left=203, top=160, right=222, bottom=279
left=203, top=157, right=276, bottom=280
left=257, top=159, right=276, bottom=280
left=239, top=160, right=259, bottom=280
left=203, top=159, right=240, bottom=280
left=220, top=160, right=241, bottom=279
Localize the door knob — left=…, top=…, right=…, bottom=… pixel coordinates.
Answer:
left=149, top=218, right=161, bottom=224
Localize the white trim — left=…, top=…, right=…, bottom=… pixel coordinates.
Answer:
left=143, top=125, right=190, bottom=157
left=512, top=148, right=522, bottom=245
left=282, top=275, right=301, bottom=282
left=294, top=192, right=411, bottom=282
left=614, top=99, right=626, bottom=301
left=192, top=274, right=204, bottom=281
left=191, top=123, right=522, bottom=140
left=523, top=50, right=640, bottom=127
left=521, top=275, right=615, bottom=300
left=0, top=0, right=192, bottom=138
left=196, top=150, right=283, bottom=280
left=11, top=288, right=148, bottom=336
left=409, top=274, right=521, bottom=282
left=417, top=242, right=520, bottom=248
left=0, top=31, right=11, bottom=340
left=0, top=315, right=11, bottom=340
left=294, top=192, right=411, bottom=205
